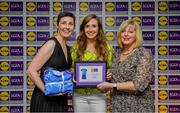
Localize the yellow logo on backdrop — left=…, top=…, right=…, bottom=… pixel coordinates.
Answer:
left=53, top=16, right=57, bottom=26
left=106, top=31, right=114, bottom=41
left=53, top=2, right=62, bottom=11
left=79, top=2, right=88, bottom=11
left=106, top=17, right=115, bottom=26
left=0, top=32, right=9, bottom=41
left=26, top=61, right=31, bottom=70
left=26, top=106, right=30, bottom=113
left=27, top=76, right=34, bottom=85
left=0, top=46, right=9, bottom=56
left=27, top=17, right=36, bottom=26
left=0, top=106, right=9, bottom=113
left=0, top=17, right=9, bottom=26
left=27, top=31, right=36, bottom=41
left=158, top=46, right=167, bottom=55
left=132, top=16, right=141, bottom=24
left=158, top=75, right=168, bottom=85
left=27, top=46, right=36, bottom=56
left=27, top=91, right=33, bottom=100
left=0, top=2, right=9, bottom=11
left=158, top=105, right=168, bottom=113
left=0, top=76, right=9, bottom=86
left=159, top=1, right=168, bottom=11
left=132, top=2, right=141, bottom=11
left=80, top=16, right=85, bottom=25
left=105, top=2, right=115, bottom=11
left=0, top=61, right=9, bottom=71
left=158, top=61, right=168, bottom=70
left=158, top=90, right=168, bottom=100
left=159, top=31, right=168, bottom=41
left=53, top=31, right=57, bottom=36
left=159, top=16, right=168, bottom=26
left=0, top=91, right=9, bottom=101
left=26, top=2, right=36, bottom=11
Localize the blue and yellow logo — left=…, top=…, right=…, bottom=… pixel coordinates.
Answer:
left=0, top=46, right=9, bottom=56
left=0, top=2, right=9, bottom=11
left=27, top=91, right=33, bottom=100
left=27, top=76, right=34, bottom=86
left=158, top=105, right=168, bottom=113
left=0, top=76, right=9, bottom=86
left=26, top=106, right=30, bottom=113
left=53, top=2, right=62, bottom=11
left=0, top=32, right=9, bottom=41
left=26, top=2, right=36, bottom=11
left=106, top=31, right=114, bottom=41
left=105, top=2, right=115, bottom=11
left=132, top=2, right=141, bottom=11
left=26, top=61, right=31, bottom=70
left=158, top=46, right=167, bottom=55
left=53, top=16, right=58, bottom=26
left=106, top=16, right=115, bottom=26
left=0, top=17, right=9, bottom=26
left=27, top=31, right=36, bottom=41
left=0, top=91, right=9, bottom=101
left=132, top=16, right=141, bottom=24
left=27, top=46, right=36, bottom=56
left=159, top=16, right=168, bottom=26
left=158, top=75, right=168, bottom=85
left=159, top=31, right=168, bottom=41
left=91, top=68, right=98, bottom=72
left=0, top=106, right=9, bottom=113
left=158, top=1, right=168, bottom=11
left=158, top=90, right=168, bottom=100
left=27, top=17, right=36, bottom=26
left=79, top=2, right=88, bottom=11
left=158, top=61, right=168, bottom=70
left=0, top=61, right=9, bottom=71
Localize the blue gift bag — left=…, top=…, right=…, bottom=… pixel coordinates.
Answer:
left=44, top=81, right=73, bottom=95
left=43, top=67, right=73, bottom=95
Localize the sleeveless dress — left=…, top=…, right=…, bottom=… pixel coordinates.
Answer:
left=30, top=37, right=72, bottom=112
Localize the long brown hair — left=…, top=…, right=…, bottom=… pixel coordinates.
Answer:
left=76, top=14, right=108, bottom=60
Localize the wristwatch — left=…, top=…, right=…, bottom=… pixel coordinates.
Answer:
left=113, top=83, right=117, bottom=90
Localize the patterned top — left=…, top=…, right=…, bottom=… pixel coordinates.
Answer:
left=110, top=47, right=154, bottom=112
left=71, top=42, right=114, bottom=95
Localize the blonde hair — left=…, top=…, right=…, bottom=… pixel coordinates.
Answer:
left=117, top=19, right=143, bottom=48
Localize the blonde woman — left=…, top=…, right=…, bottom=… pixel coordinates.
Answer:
left=97, top=19, right=154, bottom=112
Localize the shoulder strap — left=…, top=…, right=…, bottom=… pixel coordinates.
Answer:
left=41, top=37, right=56, bottom=46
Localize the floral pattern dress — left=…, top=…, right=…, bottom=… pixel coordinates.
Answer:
left=110, top=47, right=154, bottom=112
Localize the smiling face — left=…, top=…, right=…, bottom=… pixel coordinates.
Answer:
left=120, top=24, right=136, bottom=47
left=84, top=18, right=99, bottom=40
left=57, top=16, right=75, bottom=39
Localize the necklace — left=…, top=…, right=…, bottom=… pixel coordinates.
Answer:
left=121, top=48, right=136, bottom=56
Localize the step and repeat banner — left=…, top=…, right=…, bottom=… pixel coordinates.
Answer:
left=0, top=0, right=180, bottom=113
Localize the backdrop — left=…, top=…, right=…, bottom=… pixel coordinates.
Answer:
left=0, top=0, right=180, bottom=113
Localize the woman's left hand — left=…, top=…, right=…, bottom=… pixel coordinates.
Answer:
left=106, top=72, right=112, bottom=81
left=97, top=82, right=114, bottom=91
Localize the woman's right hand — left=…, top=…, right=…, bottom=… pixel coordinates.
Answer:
left=47, top=92, right=67, bottom=96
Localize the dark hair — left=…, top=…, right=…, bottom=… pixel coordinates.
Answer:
left=57, top=12, right=76, bottom=26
